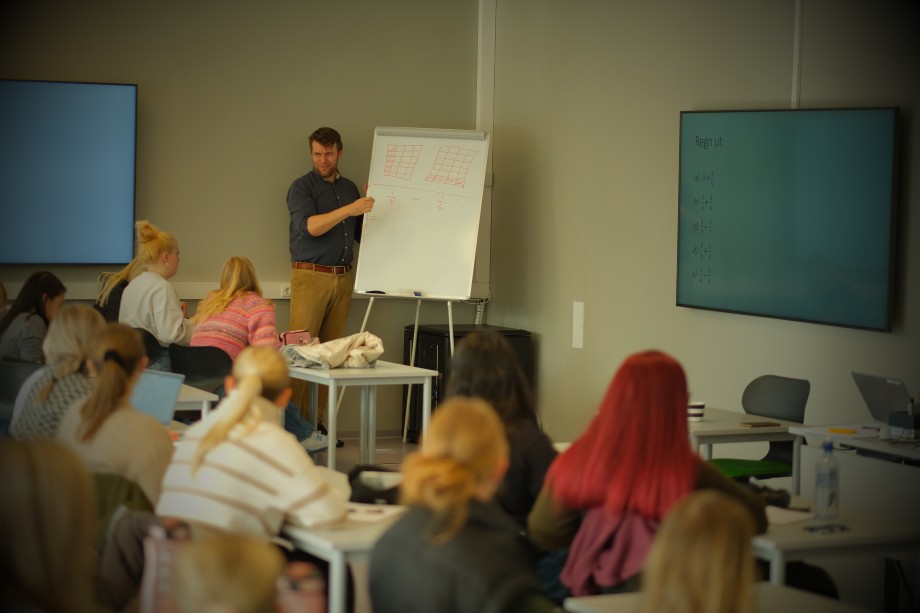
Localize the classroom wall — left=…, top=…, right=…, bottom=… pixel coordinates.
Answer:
left=0, top=0, right=481, bottom=430
left=488, top=0, right=920, bottom=448
left=2, top=0, right=918, bottom=439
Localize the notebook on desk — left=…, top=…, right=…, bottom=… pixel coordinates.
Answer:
left=131, top=370, right=186, bottom=426
left=852, top=372, right=913, bottom=423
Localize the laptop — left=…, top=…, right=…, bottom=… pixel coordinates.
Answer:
left=130, top=370, right=186, bottom=426
left=851, top=372, right=913, bottom=423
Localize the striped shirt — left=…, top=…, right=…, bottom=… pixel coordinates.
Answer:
left=157, top=405, right=348, bottom=538
left=190, top=292, right=280, bottom=360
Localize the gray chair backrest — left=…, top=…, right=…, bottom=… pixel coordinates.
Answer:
left=167, top=345, right=232, bottom=394
left=741, top=374, right=810, bottom=424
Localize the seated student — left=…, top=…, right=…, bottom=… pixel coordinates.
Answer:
left=157, top=345, right=348, bottom=539
left=118, top=220, right=194, bottom=371
left=369, top=397, right=558, bottom=613
left=10, top=304, right=106, bottom=439
left=191, top=256, right=281, bottom=359
left=445, top=331, right=556, bottom=530
left=95, top=256, right=146, bottom=322
left=528, top=350, right=767, bottom=597
left=445, top=332, right=565, bottom=601
left=173, top=534, right=286, bottom=613
left=190, top=256, right=327, bottom=452
left=639, top=490, right=757, bottom=613
left=0, top=438, right=97, bottom=613
left=57, top=323, right=174, bottom=505
left=0, top=271, right=67, bottom=363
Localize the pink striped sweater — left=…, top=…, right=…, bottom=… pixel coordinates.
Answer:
left=190, top=292, right=280, bottom=360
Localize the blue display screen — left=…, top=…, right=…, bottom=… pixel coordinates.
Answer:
left=0, top=79, right=136, bottom=265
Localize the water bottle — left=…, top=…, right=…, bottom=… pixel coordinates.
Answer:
left=814, top=438, right=840, bottom=520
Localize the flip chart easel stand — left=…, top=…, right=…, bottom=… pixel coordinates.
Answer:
left=354, top=296, right=455, bottom=443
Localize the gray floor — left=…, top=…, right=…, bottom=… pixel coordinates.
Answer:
left=315, top=435, right=417, bottom=476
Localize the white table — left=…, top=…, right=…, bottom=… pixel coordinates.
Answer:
left=790, top=424, right=920, bottom=463
left=753, top=511, right=920, bottom=609
left=792, top=425, right=920, bottom=522
left=564, top=582, right=873, bottom=612
left=175, top=383, right=218, bottom=416
left=284, top=505, right=406, bottom=613
left=288, top=361, right=437, bottom=470
left=690, top=407, right=803, bottom=494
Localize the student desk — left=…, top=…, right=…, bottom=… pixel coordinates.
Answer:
left=790, top=425, right=920, bottom=464
left=564, top=582, right=873, bottom=612
left=793, top=426, right=920, bottom=524
left=690, top=407, right=803, bottom=494
left=175, top=383, right=218, bottom=416
left=753, top=511, right=920, bottom=609
left=284, top=505, right=407, bottom=613
left=288, top=361, right=437, bottom=470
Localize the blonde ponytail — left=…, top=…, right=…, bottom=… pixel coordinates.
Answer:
left=191, top=375, right=265, bottom=474
left=190, top=346, right=289, bottom=474
left=97, top=257, right=146, bottom=307
left=79, top=324, right=145, bottom=442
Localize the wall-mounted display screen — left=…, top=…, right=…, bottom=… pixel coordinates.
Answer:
left=0, top=79, right=137, bottom=265
left=677, top=108, right=898, bottom=331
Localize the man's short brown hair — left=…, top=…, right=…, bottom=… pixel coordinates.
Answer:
left=309, top=127, right=343, bottom=151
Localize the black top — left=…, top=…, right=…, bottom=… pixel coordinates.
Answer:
left=95, top=280, right=127, bottom=322
left=370, top=500, right=551, bottom=613
left=498, top=419, right=558, bottom=531
left=286, top=170, right=362, bottom=265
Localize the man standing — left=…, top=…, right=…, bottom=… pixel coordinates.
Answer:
left=287, top=127, right=374, bottom=437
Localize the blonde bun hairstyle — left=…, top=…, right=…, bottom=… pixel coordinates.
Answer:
left=399, top=397, right=508, bottom=542
left=135, top=220, right=177, bottom=266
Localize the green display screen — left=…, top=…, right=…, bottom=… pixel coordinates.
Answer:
left=677, top=108, right=898, bottom=331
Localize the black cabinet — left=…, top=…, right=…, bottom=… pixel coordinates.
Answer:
left=402, top=324, right=533, bottom=443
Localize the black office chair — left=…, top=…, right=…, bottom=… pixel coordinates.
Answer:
left=134, top=328, right=163, bottom=364
left=711, top=374, right=810, bottom=481
left=167, top=345, right=233, bottom=394
left=0, top=358, right=44, bottom=434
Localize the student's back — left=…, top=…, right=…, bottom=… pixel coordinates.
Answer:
left=56, top=323, right=173, bottom=505
left=528, top=350, right=766, bottom=597
left=189, top=256, right=280, bottom=360
left=10, top=303, right=105, bottom=439
left=370, top=398, right=557, bottom=613
left=372, top=502, right=549, bottom=613
left=445, top=330, right=556, bottom=530
left=157, top=345, right=347, bottom=538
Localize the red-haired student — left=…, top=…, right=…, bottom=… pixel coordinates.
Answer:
left=527, top=350, right=767, bottom=597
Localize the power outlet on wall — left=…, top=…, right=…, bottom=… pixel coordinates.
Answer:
left=281, top=284, right=292, bottom=298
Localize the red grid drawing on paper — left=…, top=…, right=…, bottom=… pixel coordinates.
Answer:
left=425, top=146, right=477, bottom=188
left=384, top=144, right=422, bottom=180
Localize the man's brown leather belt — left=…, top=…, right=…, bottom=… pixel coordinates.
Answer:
left=292, top=262, right=352, bottom=275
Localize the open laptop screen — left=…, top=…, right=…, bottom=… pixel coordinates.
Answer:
left=851, top=372, right=912, bottom=423
left=131, top=370, right=185, bottom=426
